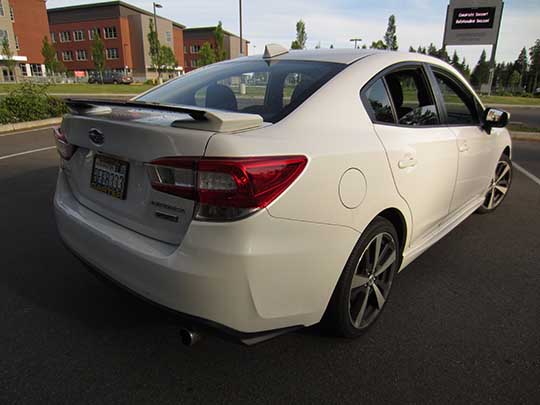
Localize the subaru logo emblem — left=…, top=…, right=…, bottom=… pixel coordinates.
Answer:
left=89, top=128, right=104, bottom=145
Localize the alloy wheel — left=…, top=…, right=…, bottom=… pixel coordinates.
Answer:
left=348, top=232, right=397, bottom=330
left=482, top=160, right=511, bottom=210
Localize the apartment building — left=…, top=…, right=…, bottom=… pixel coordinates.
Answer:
left=184, top=27, right=249, bottom=72
left=47, top=1, right=186, bottom=80
left=0, top=0, right=50, bottom=81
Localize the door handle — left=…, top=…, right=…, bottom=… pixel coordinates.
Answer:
left=398, top=156, right=418, bottom=169
left=458, top=142, right=469, bottom=152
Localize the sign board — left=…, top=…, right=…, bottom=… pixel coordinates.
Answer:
left=443, top=0, right=503, bottom=46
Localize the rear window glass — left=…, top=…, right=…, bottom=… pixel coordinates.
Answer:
left=365, top=79, right=395, bottom=123
left=136, top=60, right=345, bottom=123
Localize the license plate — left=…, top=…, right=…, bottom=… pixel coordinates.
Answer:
left=90, top=155, right=129, bottom=200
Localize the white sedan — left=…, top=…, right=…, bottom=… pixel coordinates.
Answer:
left=53, top=45, right=512, bottom=344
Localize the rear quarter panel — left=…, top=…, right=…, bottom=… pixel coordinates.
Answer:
left=204, top=56, right=413, bottom=248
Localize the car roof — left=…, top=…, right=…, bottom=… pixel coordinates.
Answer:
left=234, top=49, right=447, bottom=66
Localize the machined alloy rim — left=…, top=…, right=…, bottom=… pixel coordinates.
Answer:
left=483, top=160, right=511, bottom=210
left=348, top=232, right=397, bottom=330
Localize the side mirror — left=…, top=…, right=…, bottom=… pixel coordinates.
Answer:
left=482, top=108, right=510, bottom=134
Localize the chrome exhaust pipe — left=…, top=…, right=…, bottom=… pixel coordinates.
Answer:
left=180, top=327, right=202, bottom=346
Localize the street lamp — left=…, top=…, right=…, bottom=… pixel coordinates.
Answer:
left=350, top=38, right=362, bottom=49
left=239, top=0, right=243, bottom=55
left=153, top=2, right=163, bottom=82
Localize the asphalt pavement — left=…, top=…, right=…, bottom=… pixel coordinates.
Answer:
left=505, top=106, right=540, bottom=129
left=1, top=128, right=539, bottom=404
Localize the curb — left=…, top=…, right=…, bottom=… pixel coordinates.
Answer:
left=0, top=117, right=62, bottom=135
left=510, top=131, right=540, bottom=142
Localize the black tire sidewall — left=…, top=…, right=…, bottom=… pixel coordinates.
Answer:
left=477, top=154, right=512, bottom=214
left=325, top=217, right=400, bottom=338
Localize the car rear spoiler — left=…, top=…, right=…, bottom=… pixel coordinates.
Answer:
left=65, top=99, right=264, bottom=133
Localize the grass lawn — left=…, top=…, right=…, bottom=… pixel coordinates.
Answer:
left=479, top=95, right=540, bottom=106
left=0, top=83, right=153, bottom=95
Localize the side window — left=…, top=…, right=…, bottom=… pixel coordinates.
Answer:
left=433, top=72, right=478, bottom=125
left=365, top=79, right=395, bottom=123
left=385, top=69, right=439, bottom=126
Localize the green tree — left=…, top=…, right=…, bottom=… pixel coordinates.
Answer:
left=1, top=37, right=17, bottom=82
left=471, top=49, right=490, bottom=86
left=408, top=45, right=416, bottom=53
left=383, top=15, right=398, bottom=50
left=529, top=39, right=540, bottom=92
left=199, top=42, right=216, bottom=67
left=514, top=47, right=528, bottom=89
left=160, top=45, right=178, bottom=72
left=291, top=20, right=307, bottom=50
left=91, top=35, right=106, bottom=83
left=214, top=21, right=227, bottom=61
left=41, top=36, right=58, bottom=75
left=370, top=40, right=387, bottom=50
left=427, top=43, right=438, bottom=57
left=508, top=70, right=520, bottom=92
left=329, top=44, right=334, bottom=49
left=148, top=19, right=162, bottom=80
left=451, top=50, right=459, bottom=66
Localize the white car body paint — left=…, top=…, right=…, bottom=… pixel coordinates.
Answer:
left=53, top=49, right=512, bottom=336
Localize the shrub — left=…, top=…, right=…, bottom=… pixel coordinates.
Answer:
left=0, top=83, right=68, bottom=124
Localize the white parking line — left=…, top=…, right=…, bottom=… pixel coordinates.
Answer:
left=0, top=146, right=56, bottom=161
left=514, top=162, right=540, bottom=187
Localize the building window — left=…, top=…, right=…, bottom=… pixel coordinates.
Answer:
left=0, top=3, right=4, bottom=16
left=51, top=32, right=56, bottom=43
left=15, top=36, right=19, bottom=50
left=9, top=6, right=14, bottom=21
left=103, top=26, right=117, bottom=39
left=190, top=45, right=201, bottom=54
left=88, top=28, right=100, bottom=40
left=106, top=48, right=119, bottom=59
left=183, top=45, right=187, bottom=54
left=190, top=59, right=198, bottom=68
left=62, top=51, right=73, bottom=61
left=76, top=49, right=87, bottom=61
left=166, top=31, right=172, bottom=43
left=30, top=64, right=43, bottom=76
left=73, top=30, right=85, bottom=41
left=59, top=31, right=71, bottom=43
left=20, top=64, right=28, bottom=76
left=0, top=30, right=8, bottom=43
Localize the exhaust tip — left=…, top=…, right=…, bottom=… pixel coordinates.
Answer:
left=180, top=327, right=202, bottom=346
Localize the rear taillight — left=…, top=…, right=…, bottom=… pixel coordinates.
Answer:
left=146, top=155, right=308, bottom=221
left=53, top=127, right=77, bottom=160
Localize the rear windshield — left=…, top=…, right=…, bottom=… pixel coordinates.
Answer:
left=136, top=60, right=345, bottom=123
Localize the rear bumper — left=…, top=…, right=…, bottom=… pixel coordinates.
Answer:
left=54, top=169, right=359, bottom=334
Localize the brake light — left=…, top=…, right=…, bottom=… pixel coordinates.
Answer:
left=53, top=126, right=77, bottom=160
left=146, top=155, right=308, bottom=221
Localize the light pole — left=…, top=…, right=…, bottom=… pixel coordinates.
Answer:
left=153, top=2, right=163, bottom=82
left=239, top=0, right=243, bottom=55
left=350, top=38, right=362, bottom=49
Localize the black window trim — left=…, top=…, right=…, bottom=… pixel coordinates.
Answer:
left=425, top=64, right=484, bottom=128
left=360, top=61, right=444, bottom=129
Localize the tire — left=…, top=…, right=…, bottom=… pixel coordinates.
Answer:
left=324, top=217, right=400, bottom=338
left=476, top=154, right=512, bottom=214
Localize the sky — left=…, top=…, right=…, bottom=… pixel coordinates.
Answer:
left=46, top=0, right=540, bottom=67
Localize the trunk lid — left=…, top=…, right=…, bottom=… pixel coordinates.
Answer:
left=61, top=103, right=215, bottom=245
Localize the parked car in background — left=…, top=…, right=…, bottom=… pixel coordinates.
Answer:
left=54, top=46, right=512, bottom=344
left=88, top=71, right=133, bottom=84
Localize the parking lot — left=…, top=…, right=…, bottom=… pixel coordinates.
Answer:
left=1, top=128, right=539, bottom=404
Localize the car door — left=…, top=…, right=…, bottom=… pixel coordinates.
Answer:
left=429, top=67, right=495, bottom=213
left=362, top=64, right=458, bottom=247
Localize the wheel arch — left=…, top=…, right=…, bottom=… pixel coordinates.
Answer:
left=502, top=145, right=511, bottom=159
left=377, top=207, right=407, bottom=254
